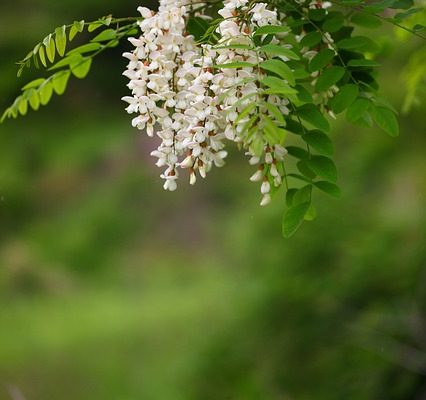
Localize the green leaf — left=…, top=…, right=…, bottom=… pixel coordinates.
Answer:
left=323, top=13, right=345, bottom=32
left=263, top=115, right=285, bottom=144
left=70, top=56, right=92, bottom=79
left=314, top=181, right=341, bottom=198
left=22, top=78, right=45, bottom=90
left=234, top=103, right=256, bottom=125
left=67, top=43, right=102, bottom=56
left=289, top=172, right=314, bottom=183
left=293, top=185, right=312, bottom=205
left=304, top=204, right=317, bottom=221
left=282, top=202, right=311, bottom=238
left=337, top=36, right=379, bottom=52
left=55, top=25, right=67, bottom=57
left=394, top=7, right=423, bottom=21
left=70, top=20, right=85, bottom=41
left=261, top=76, right=298, bottom=95
left=302, top=130, right=334, bottom=156
left=52, top=70, right=71, bottom=95
left=315, top=66, right=345, bottom=92
left=297, top=104, right=330, bottom=132
left=43, top=34, right=56, bottom=63
left=351, top=13, right=382, bottom=28
left=88, top=22, right=102, bottom=32
left=38, top=45, right=47, bottom=67
left=18, top=97, right=28, bottom=116
left=48, top=54, right=80, bottom=71
left=260, top=44, right=299, bottom=60
left=260, top=60, right=295, bottom=85
left=308, top=49, right=335, bottom=72
left=346, top=97, right=371, bottom=123
left=287, top=146, right=310, bottom=160
left=213, top=62, right=255, bottom=69
left=372, top=106, right=399, bottom=137
left=254, top=25, right=290, bottom=36
left=39, top=82, right=53, bottom=105
left=296, top=85, right=313, bottom=103
left=347, top=59, right=381, bottom=68
left=305, top=204, right=317, bottom=221
left=329, top=84, right=359, bottom=114
left=28, top=89, right=40, bottom=111
left=91, top=28, right=117, bottom=42
left=262, top=102, right=286, bottom=125
left=309, top=8, right=327, bottom=21
left=286, top=188, right=298, bottom=207
left=307, top=155, right=338, bottom=183
left=300, top=31, right=322, bottom=48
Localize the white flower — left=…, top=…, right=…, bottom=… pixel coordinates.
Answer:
left=260, top=194, right=271, bottom=206
left=250, top=168, right=264, bottom=182
left=261, top=179, right=271, bottom=195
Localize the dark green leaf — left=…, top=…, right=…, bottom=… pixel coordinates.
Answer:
left=287, top=146, right=310, bottom=160
left=315, top=66, right=345, bottom=92
left=297, top=104, right=330, bottom=132
left=303, top=130, right=334, bottom=156
left=323, top=13, right=345, bottom=32
left=308, top=155, right=338, bottom=182
left=300, top=31, right=322, bottom=48
left=348, top=59, right=381, bottom=68
left=309, top=49, right=335, bottom=72
left=346, top=97, right=371, bottom=123
left=329, top=84, right=359, bottom=114
left=282, top=202, right=311, bottom=238
left=337, top=36, right=379, bottom=52
left=314, top=181, right=341, bottom=198
left=372, top=106, right=399, bottom=137
left=351, top=13, right=382, bottom=28
left=286, top=188, right=298, bottom=207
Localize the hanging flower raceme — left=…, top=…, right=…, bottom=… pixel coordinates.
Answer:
left=123, top=0, right=293, bottom=205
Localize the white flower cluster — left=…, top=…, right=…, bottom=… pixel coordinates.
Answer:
left=123, top=0, right=291, bottom=205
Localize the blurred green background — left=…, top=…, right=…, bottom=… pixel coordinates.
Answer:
left=0, top=1, right=425, bottom=399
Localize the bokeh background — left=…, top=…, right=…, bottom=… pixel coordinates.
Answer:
left=0, top=1, right=425, bottom=399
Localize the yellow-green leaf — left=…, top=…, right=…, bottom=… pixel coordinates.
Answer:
left=39, top=82, right=53, bottom=105
left=55, top=25, right=67, bottom=57
left=52, top=70, right=71, bottom=95
left=38, top=45, right=47, bottom=67
left=28, top=89, right=40, bottom=111
left=44, top=34, right=56, bottom=63
left=70, top=56, right=92, bottom=79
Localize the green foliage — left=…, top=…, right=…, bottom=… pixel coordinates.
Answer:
left=1, top=16, right=138, bottom=123
left=1, top=0, right=424, bottom=238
